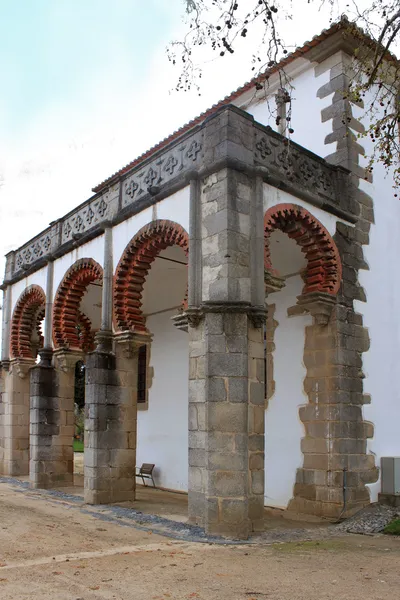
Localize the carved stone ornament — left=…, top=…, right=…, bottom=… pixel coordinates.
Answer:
left=114, top=331, right=152, bottom=359
left=171, top=312, right=189, bottom=333
left=184, top=308, right=204, bottom=329
left=0, top=359, right=10, bottom=372
left=38, top=347, right=54, bottom=368
left=287, top=292, right=336, bottom=326
left=10, top=358, right=36, bottom=379
left=247, top=307, right=268, bottom=329
left=94, top=330, right=114, bottom=354
left=54, top=349, right=85, bottom=372
left=265, top=271, right=286, bottom=295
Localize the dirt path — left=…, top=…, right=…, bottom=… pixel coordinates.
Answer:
left=0, top=482, right=400, bottom=600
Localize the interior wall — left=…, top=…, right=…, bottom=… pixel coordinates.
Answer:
left=136, top=308, right=189, bottom=491
left=265, top=275, right=311, bottom=509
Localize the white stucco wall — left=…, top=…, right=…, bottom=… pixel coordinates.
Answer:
left=9, top=266, right=47, bottom=314
left=112, top=186, right=190, bottom=271
left=52, top=236, right=104, bottom=300
left=346, top=89, right=400, bottom=500
left=136, top=309, right=189, bottom=491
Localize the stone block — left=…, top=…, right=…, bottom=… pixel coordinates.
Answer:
left=208, top=403, right=247, bottom=433
left=208, top=451, right=247, bottom=471
left=248, top=434, right=264, bottom=452
left=301, top=437, right=329, bottom=454
left=249, top=453, right=264, bottom=471
left=208, top=471, right=247, bottom=497
left=207, top=378, right=227, bottom=402
left=189, top=466, right=205, bottom=492
left=207, top=335, right=226, bottom=354
left=188, top=490, right=205, bottom=525
left=220, top=498, right=248, bottom=524
left=251, top=470, right=264, bottom=495
left=207, top=432, right=235, bottom=452
left=227, top=377, right=247, bottom=403
left=189, top=379, right=206, bottom=403
left=226, top=335, right=247, bottom=354
left=189, top=405, right=198, bottom=431
left=208, top=353, right=247, bottom=378
left=205, top=497, right=219, bottom=524
left=249, top=382, right=264, bottom=406
left=84, top=448, right=110, bottom=468
left=109, top=448, right=135, bottom=467
left=189, top=448, right=206, bottom=468
left=189, top=431, right=206, bottom=449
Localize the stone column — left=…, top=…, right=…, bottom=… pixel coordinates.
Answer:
left=30, top=359, right=58, bottom=487
left=42, top=259, right=54, bottom=354
left=1, top=285, right=12, bottom=368
left=187, top=107, right=266, bottom=539
left=30, top=349, right=81, bottom=488
left=2, top=359, right=34, bottom=476
left=84, top=332, right=149, bottom=504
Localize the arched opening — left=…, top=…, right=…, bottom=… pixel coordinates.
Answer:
left=52, top=258, right=103, bottom=486
left=115, top=221, right=189, bottom=493
left=10, top=285, right=46, bottom=360
left=263, top=204, right=342, bottom=510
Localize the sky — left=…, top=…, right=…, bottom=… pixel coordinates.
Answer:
left=0, top=0, right=360, bottom=280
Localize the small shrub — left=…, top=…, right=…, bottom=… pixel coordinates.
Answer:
left=383, top=518, right=400, bottom=535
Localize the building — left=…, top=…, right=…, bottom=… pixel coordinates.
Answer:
left=0, top=18, right=399, bottom=539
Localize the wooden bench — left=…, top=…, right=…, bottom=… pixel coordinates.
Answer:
left=135, top=463, right=156, bottom=487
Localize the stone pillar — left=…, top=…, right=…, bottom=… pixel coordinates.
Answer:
left=30, top=350, right=80, bottom=488
left=1, top=285, right=12, bottom=367
left=84, top=332, right=149, bottom=504
left=30, top=360, right=58, bottom=487
left=187, top=107, right=265, bottom=539
left=288, top=305, right=376, bottom=518
left=2, top=359, right=34, bottom=476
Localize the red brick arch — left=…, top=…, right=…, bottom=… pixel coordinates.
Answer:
left=53, top=258, right=103, bottom=350
left=10, top=285, right=46, bottom=359
left=264, top=203, right=342, bottom=295
left=114, top=220, right=189, bottom=332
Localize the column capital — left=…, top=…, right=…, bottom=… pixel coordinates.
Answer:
left=38, top=347, right=54, bottom=367
left=10, top=358, right=36, bottom=379
left=114, top=331, right=152, bottom=358
left=94, top=330, right=114, bottom=353
left=54, top=348, right=85, bottom=372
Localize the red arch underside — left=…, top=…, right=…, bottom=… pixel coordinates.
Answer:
left=53, top=259, right=103, bottom=350
left=114, top=220, right=189, bottom=332
left=264, top=203, right=342, bottom=296
left=10, top=285, right=46, bottom=359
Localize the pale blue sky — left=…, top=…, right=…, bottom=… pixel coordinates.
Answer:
left=0, top=1, right=181, bottom=139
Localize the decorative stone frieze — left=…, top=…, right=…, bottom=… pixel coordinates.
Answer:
left=6, top=106, right=351, bottom=286
left=122, top=133, right=203, bottom=209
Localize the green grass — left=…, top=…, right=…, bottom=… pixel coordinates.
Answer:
left=73, top=439, right=84, bottom=452
left=384, top=519, right=400, bottom=535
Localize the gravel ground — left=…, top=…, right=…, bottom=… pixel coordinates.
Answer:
left=0, top=479, right=400, bottom=600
